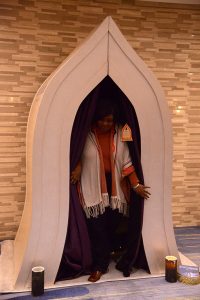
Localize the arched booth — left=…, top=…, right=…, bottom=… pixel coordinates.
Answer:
left=1, top=16, right=185, bottom=291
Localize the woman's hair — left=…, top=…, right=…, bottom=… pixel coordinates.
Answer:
left=93, top=97, right=118, bottom=123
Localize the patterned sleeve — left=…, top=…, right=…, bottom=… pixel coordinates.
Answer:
left=121, top=142, right=139, bottom=186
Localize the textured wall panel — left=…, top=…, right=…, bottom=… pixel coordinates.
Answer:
left=0, top=0, right=199, bottom=239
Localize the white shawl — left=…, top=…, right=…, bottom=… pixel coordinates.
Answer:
left=80, top=126, right=133, bottom=218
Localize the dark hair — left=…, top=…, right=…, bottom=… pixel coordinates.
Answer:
left=93, top=97, right=118, bottom=123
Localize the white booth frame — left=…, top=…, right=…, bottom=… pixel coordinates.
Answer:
left=1, top=17, right=183, bottom=291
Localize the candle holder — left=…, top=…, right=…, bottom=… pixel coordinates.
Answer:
left=32, top=266, right=45, bottom=297
left=165, top=256, right=177, bottom=283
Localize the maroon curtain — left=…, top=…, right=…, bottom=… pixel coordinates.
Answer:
left=56, top=76, right=149, bottom=281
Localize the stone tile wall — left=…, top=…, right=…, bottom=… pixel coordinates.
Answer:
left=0, top=0, right=199, bottom=239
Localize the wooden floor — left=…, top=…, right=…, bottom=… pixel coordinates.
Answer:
left=1, top=226, right=200, bottom=300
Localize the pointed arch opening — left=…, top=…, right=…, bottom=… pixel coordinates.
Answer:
left=56, top=76, right=150, bottom=281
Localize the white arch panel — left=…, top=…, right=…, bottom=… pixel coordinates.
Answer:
left=11, top=16, right=179, bottom=290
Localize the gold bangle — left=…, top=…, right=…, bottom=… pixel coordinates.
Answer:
left=133, top=183, right=140, bottom=189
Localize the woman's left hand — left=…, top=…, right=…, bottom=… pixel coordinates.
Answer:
left=134, top=184, right=151, bottom=199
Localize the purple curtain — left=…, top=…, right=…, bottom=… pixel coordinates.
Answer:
left=56, top=76, right=149, bottom=281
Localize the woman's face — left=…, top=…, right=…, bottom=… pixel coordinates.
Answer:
left=96, top=114, right=114, bottom=132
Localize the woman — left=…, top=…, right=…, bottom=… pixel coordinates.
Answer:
left=71, top=100, right=150, bottom=282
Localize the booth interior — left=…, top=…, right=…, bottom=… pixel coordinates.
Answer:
left=56, top=76, right=149, bottom=282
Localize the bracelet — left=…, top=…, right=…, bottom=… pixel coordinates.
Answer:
left=132, top=183, right=140, bottom=189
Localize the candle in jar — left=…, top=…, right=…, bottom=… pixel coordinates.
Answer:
left=32, top=266, right=45, bottom=296
left=165, top=256, right=177, bottom=283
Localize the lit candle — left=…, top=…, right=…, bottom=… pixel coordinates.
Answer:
left=165, top=256, right=177, bottom=283
left=32, top=266, right=45, bottom=296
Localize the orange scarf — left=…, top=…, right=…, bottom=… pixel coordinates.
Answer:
left=93, top=127, right=117, bottom=199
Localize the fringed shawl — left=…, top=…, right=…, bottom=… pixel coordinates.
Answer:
left=79, top=126, right=134, bottom=218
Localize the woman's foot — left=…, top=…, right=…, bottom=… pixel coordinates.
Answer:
left=88, top=268, right=109, bottom=282
left=88, top=270, right=104, bottom=282
left=115, top=258, right=131, bottom=277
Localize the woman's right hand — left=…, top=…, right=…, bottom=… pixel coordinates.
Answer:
left=70, top=163, right=81, bottom=184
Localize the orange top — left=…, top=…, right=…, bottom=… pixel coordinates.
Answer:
left=95, top=129, right=111, bottom=172
left=95, top=128, right=139, bottom=186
